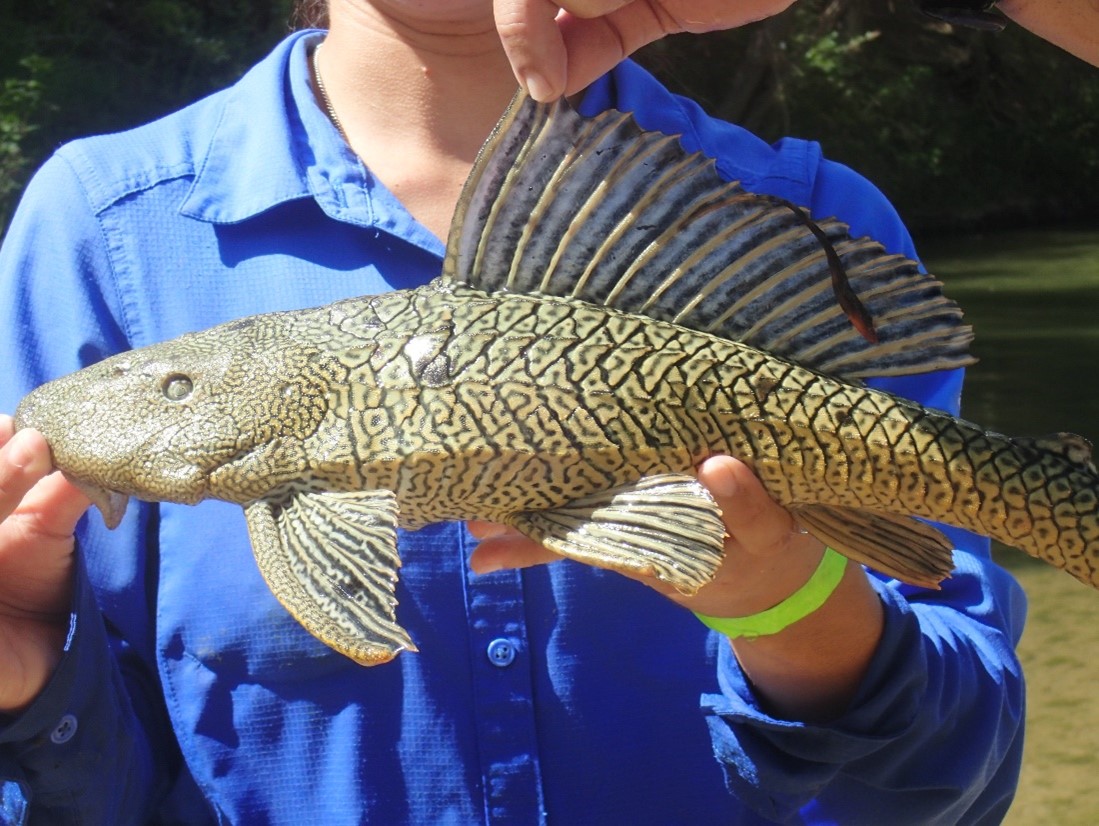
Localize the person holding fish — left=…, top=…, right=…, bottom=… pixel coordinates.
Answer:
left=0, top=1, right=1027, bottom=823
left=493, top=0, right=1099, bottom=99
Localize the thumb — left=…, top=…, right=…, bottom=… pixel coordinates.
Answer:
left=16, top=470, right=94, bottom=541
left=3, top=428, right=92, bottom=538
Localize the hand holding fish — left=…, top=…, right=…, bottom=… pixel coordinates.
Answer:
left=0, top=416, right=90, bottom=713
left=467, top=456, right=823, bottom=618
left=494, top=0, right=796, bottom=100
left=471, top=454, right=884, bottom=721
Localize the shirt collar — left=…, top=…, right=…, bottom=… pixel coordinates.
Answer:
left=180, top=31, right=442, bottom=256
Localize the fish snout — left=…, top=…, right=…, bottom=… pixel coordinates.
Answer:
left=14, top=388, right=133, bottom=527
left=14, top=370, right=212, bottom=510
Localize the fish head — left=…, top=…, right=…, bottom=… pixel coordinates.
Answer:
left=15, top=312, right=339, bottom=526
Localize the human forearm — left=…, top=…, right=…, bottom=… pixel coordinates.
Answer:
left=703, top=561, right=1025, bottom=823
left=678, top=457, right=885, bottom=722
left=727, top=558, right=884, bottom=722
left=998, top=0, right=1099, bottom=66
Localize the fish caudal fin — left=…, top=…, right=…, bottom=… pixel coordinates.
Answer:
left=444, top=91, right=974, bottom=381
left=508, top=473, right=726, bottom=594
left=244, top=489, right=416, bottom=665
left=793, top=504, right=955, bottom=588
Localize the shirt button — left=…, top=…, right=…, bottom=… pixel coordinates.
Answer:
left=486, top=638, right=517, bottom=667
left=49, top=714, right=78, bottom=745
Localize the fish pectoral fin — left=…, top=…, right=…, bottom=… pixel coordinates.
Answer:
left=792, top=504, right=955, bottom=589
left=508, top=472, right=726, bottom=595
left=243, top=489, right=416, bottom=666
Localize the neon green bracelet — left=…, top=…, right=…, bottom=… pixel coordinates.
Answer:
left=693, top=547, right=848, bottom=640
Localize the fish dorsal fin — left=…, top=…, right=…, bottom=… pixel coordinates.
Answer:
left=1014, top=433, right=1096, bottom=471
left=443, top=91, right=974, bottom=380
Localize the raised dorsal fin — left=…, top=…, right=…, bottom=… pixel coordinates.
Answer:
left=442, top=91, right=974, bottom=380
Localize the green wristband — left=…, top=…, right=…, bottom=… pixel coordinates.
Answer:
left=693, top=547, right=848, bottom=640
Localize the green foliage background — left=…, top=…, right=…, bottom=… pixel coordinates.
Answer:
left=2, top=0, right=1098, bottom=234
left=639, top=1, right=1099, bottom=233
left=0, top=0, right=294, bottom=227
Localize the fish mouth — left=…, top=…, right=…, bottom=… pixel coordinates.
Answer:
left=63, top=473, right=130, bottom=530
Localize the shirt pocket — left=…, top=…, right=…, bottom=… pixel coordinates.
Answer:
left=156, top=500, right=355, bottom=682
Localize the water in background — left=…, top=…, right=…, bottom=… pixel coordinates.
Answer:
left=925, top=230, right=1099, bottom=437
left=921, top=229, right=1099, bottom=824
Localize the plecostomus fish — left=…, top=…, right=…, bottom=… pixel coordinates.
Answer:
left=15, top=93, right=1099, bottom=665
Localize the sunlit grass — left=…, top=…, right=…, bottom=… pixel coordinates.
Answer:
left=921, top=230, right=1099, bottom=824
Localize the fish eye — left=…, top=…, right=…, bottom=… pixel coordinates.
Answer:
left=162, top=373, right=194, bottom=402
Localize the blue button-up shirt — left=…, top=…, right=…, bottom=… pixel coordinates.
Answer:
left=0, top=30, right=1026, bottom=825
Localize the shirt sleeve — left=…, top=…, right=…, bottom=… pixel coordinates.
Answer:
left=0, top=154, right=181, bottom=823
left=0, top=550, right=168, bottom=825
left=699, top=149, right=1027, bottom=822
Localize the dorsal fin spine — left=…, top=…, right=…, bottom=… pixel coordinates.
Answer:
left=537, top=112, right=642, bottom=294
left=571, top=134, right=687, bottom=300
left=606, top=177, right=743, bottom=308
left=446, top=92, right=975, bottom=381
left=471, top=100, right=551, bottom=290
left=503, top=103, right=557, bottom=291
left=702, top=220, right=823, bottom=327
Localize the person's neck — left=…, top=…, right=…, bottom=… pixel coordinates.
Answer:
left=317, top=2, right=520, bottom=239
